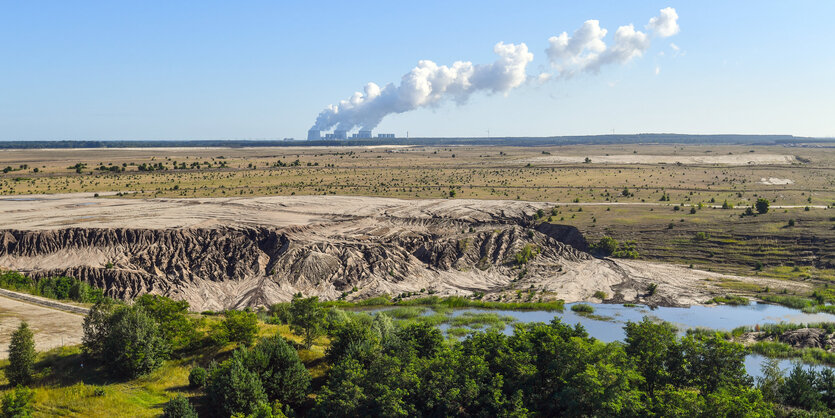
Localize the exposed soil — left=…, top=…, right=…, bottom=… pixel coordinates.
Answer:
left=0, top=295, right=84, bottom=359
left=0, top=195, right=810, bottom=310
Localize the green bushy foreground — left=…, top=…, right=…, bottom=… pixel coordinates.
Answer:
left=2, top=282, right=835, bottom=416
left=0, top=272, right=835, bottom=417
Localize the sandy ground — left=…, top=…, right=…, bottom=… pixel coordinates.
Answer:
left=0, top=193, right=814, bottom=309
left=0, top=194, right=547, bottom=230
left=521, top=154, right=797, bottom=165
left=0, top=295, right=84, bottom=359
left=760, top=177, right=794, bottom=185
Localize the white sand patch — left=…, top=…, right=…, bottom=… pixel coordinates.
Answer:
left=759, top=177, right=794, bottom=185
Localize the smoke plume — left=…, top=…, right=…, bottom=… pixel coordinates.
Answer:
left=312, top=7, right=679, bottom=133
left=546, top=7, right=680, bottom=77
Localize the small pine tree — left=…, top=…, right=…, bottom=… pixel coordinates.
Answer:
left=6, top=321, right=36, bottom=386
left=188, top=366, right=208, bottom=388
left=163, top=394, right=198, bottom=418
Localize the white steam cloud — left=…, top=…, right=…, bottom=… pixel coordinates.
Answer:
left=313, top=42, right=532, bottom=132
left=546, top=7, right=679, bottom=77
left=312, top=7, right=678, bottom=133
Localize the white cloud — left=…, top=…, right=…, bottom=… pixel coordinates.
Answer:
left=670, top=42, right=680, bottom=51
left=655, top=66, right=661, bottom=75
left=545, top=8, right=679, bottom=78
left=312, top=7, right=681, bottom=132
left=647, top=7, right=680, bottom=37
left=314, top=42, right=533, bottom=131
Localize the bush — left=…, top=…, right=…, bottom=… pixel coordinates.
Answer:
left=1, top=386, right=33, bottom=418
left=571, top=304, right=594, bottom=313
left=590, top=236, right=619, bottom=257
left=213, top=310, right=259, bottom=347
left=647, top=283, right=658, bottom=296
left=754, top=197, right=771, bottom=214
left=189, top=366, right=208, bottom=388
left=134, top=294, right=198, bottom=351
left=6, top=322, right=35, bottom=386
left=694, top=232, right=710, bottom=241
left=707, top=295, right=749, bottom=306
left=244, top=335, right=311, bottom=406
left=593, top=291, right=607, bottom=300
left=83, top=301, right=170, bottom=378
left=514, top=244, right=540, bottom=265
left=163, top=394, right=198, bottom=418
left=103, top=305, right=170, bottom=378
left=0, top=270, right=33, bottom=291
left=207, top=354, right=268, bottom=417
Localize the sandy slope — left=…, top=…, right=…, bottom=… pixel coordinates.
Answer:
left=0, top=194, right=809, bottom=309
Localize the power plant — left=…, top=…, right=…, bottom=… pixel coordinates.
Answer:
left=307, top=129, right=395, bottom=140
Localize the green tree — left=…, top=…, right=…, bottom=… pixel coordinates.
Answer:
left=207, top=354, right=268, bottom=417
left=289, top=295, right=325, bottom=349
left=134, top=294, right=198, bottom=350
left=591, top=236, right=619, bottom=257
left=326, top=318, right=379, bottom=363
left=781, top=364, right=823, bottom=411
left=82, top=298, right=121, bottom=358
left=755, top=198, right=770, bottom=214
left=624, top=318, right=677, bottom=397
left=188, top=366, right=208, bottom=388
left=682, top=333, right=749, bottom=394
left=756, top=358, right=785, bottom=404
left=6, top=322, right=36, bottom=386
left=244, top=335, right=311, bottom=406
left=213, top=310, right=259, bottom=346
left=162, top=394, right=198, bottom=418
left=1, top=385, right=34, bottom=418
left=396, top=322, right=444, bottom=359
left=102, top=305, right=170, bottom=378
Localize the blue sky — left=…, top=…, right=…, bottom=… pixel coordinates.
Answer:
left=1, top=1, right=833, bottom=140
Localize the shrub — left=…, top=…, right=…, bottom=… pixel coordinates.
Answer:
left=207, top=354, right=268, bottom=417
left=102, top=305, right=170, bottom=378
left=694, top=231, right=710, bottom=241
left=189, top=366, right=208, bottom=388
left=213, top=310, right=259, bottom=347
left=593, top=291, right=607, bottom=300
left=135, top=294, right=198, bottom=351
left=788, top=219, right=796, bottom=227
left=163, top=394, right=198, bottom=418
left=244, top=335, right=311, bottom=406
left=514, top=244, right=540, bottom=265
left=1, top=386, right=33, bottom=418
left=6, top=322, right=35, bottom=386
left=590, top=236, right=619, bottom=257
left=647, top=283, right=658, bottom=296
left=571, top=304, right=594, bottom=313
left=707, top=295, right=749, bottom=306
left=754, top=197, right=771, bottom=214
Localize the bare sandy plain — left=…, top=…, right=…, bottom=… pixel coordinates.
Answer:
left=0, top=194, right=808, bottom=310
left=0, top=293, right=84, bottom=359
